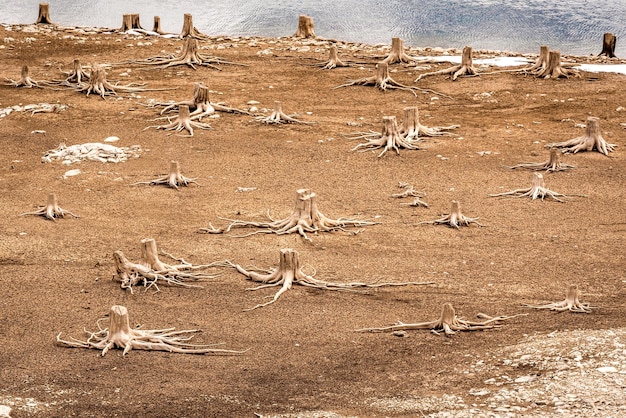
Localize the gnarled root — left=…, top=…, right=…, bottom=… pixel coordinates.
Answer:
left=227, top=248, right=434, bottom=311
left=392, top=182, right=429, bottom=207
left=76, top=64, right=148, bottom=98
left=400, top=106, right=459, bottom=140
left=132, top=160, right=199, bottom=189
left=255, top=101, right=314, bottom=125
left=525, top=284, right=593, bottom=313
left=350, top=115, right=421, bottom=157
left=356, top=302, right=525, bottom=337
left=547, top=117, right=616, bottom=156
left=418, top=200, right=483, bottom=228
left=145, top=105, right=212, bottom=137
left=113, top=238, right=225, bottom=293
left=489, top=172, right=585, bottom=202
left=205, top=188, right=377, bottom=241
left=509, top=149, right=575, bottom=172
left=57, top=305, right=246, bottom=356
left=20, top=193, right=79, bottom=221
left=415, top=46, right=477, bottom=81
left=536, top=50, right=579, bottom=79
left=381, top=37, right=416, bottom=64
left=5, top=65, right=44, bottom=88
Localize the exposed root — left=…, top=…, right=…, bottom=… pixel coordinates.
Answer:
left=132, top=160, right=199, bottom=189
left=19, top=193, right=79, bottom=221
left=381, top=37, right=416, bottom=64
left=76, top=64, right=151, bottom=98
left=350, top=115, right=421, bottom=157
left=255, top=101, right=314, bottom=125
left=400, top=106, right=459, bottom=140
left=509, top=149, right=575, bottom=172
left=227, top=248, right=434, bottom=311
left=356, top=302, right=525, bottom=337
left=316, top=45, right=349, bottom=69
left=145, top=105, right=212, bottom=137
left=547, top=117, right=616, bottom=156
left=51, top=59, right=90, bottom=86
left=57, top=305, right=246, bottom=356
left=204, top=188, right=377, bottom=241
left=415, top=46, right=478, bottom=81
left=113, top=238, right=225, bottom=293
left=536, top=50, right=580, bottom=79
left=489, top=172, right=586, bottom=202
left=5, top=65, right=44, bottom=88
left=418, top=200, right=483, bottom=228
left=293, top=15, right=316, bottom=38
left=524, top=284, right=593, bottom=313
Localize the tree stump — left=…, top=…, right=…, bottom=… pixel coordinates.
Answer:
left=598, top=33, right=617, bottom=58
left=145, top=104, right=212, bottom=136
left=489, top=172, right=584, bottom=202
left=524, top=284, right=593, bottom=313
left=180, top=13, right=208, bottom=39
left=382, top=37, right=415, bottom=64
left=415, top=46, right=477, bottom=81
left=133, top=160, right=199, bottom=189
left=131, top=14, right=142, bottom=30
left=20, top=193, right=79, bottom=221
left=418, top=200, right=483, bottom=228
left=35, top=3, right=53, bottom=24
left=351, top=115, right=420, bottom=157
left=547, top=116, right=616, bottom=156
left=255, top=101, right=313, bottom=124
left=536, top=50, right=578, bottom=79
left=293, top=15, right=315, bottom=38
left=508, top=149, right=575, bottom=172
left=4, top=65, right=42, bottom=88
left=78, top=63, right=148, bottom=98
left=400, top=106, right=459, bottom=140
left=153, top=16, right=166, bottom=35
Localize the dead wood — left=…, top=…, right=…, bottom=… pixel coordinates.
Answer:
left=316, top=45, right=349, bottom=69
left=227, top=248, right=434, bottom=311
left=19, top=193, right=79, bottom=221
left=255, top=101, right=314, bottom=124
left=392, top=182, right=429, bottom=207
left=381, top=37, right=416, bottom=64
left=132, top=160, right=199, bottom=189
left=400, top=106, right=459, bottom=140
left=202, top=188, right=377, bottom=241
left=356, top=302, right=525, bottom=337
left=180, top=13, right=209, bottom=39
left=5, top=65, right=44, bottom=88
left=118, top=14, right=143, bottom=32
left=35, top=3, right=53, bottom=25
left=144, top=105, right=212, bottom=137
left=536, top=50, right=579, bottom=79
left=598, top=33, right=617, bottom=58
left=113, top=238, right=225, bottom=293
left=546, top=116, right=616, bottom=156
left=415, top=46, right=477, bottom=81
left=508, top=149, right=575, bottom=172
left=57, top=305, right=246, bottom=356
left=293, top=15, right=316, bottom=38
left=75, top=63, right=151, bottom=98
left=489, top=172, right=585, bottom=202
left=418, top=200, right=482, bottom=228
left=152, top=16, right=166, bottom=35
left=349, top=115, right=421, bottom=157
left=524, top=284, right=593, bottom=313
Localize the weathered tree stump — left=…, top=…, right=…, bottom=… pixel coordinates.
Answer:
left=318, top=45, right=348, bottom=69
left=57, top=305, right=246, bottom=356
left=356, top=302, right=525, bottom=337
left=152, top=16, right=168, bottom=35
left=255, top=101, right=313, bottom=124
left=489, top=172, right=585, bottom=202
left=547, top=116, right=616, bottom=156
left=77, top=63, right=148, bottom=98
left=20, top=193, right=79, bottom=221
left=35, top=3, right=53, bottom=25
left=598, top=32, right=617, bottom=58
left=400, top=106, right=459, bottom=140
left=536, top=50, right=579, bottom=79
left=509, top=149, right=575, bottom=172
left=415, top=46, right=477, bottom=81
left=133, top=160, right=199, bottom=189
left=524, top=284, right=593, bottom=313
left=180, top=13, right=209, bottom=39
left=293, top=15, right=316, bottom=38
left=227, top=248, right=433, bottom=311
left=4, top=65, right=42, bottom=88
left=382, top=37, right=415, bottom=64
left=145, top=105, right=212, bottom=137
left=418, top=200, right=483, bottom=228
left=525, top=45, right=550, bottom=73
left=349, top=115, right=420, bottom=157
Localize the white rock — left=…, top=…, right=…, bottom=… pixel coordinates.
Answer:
left=0, top=405, right=11, bottom=418
left=63, top=169, right=81, bottom=178
left=104, top=136, right=120, bottom=143
left=597, top=366, right=618, bottom=373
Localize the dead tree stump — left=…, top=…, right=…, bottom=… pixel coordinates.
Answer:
left=524, top=284, right=593, bottom=313
left=131, top=14, right=142, bottom=30
left=547, top=116, right=616, bottom=156
left=145, top=104, right=212, bottom=136
left=400, top=106, right=459, bottom=140
left=35, top=3, right=53, bottom=24
left=5, top=65, right=42, bottom=88
left=153, top=16, right=166, bottom=35
left=20, top=193, right=79, bottom=221
left=415, top=46, right=477, bottom=81
left=526, top=45, right=550, bottom=73
left=350, top=115, right=420, bottom=157
left=133, top=160, right=199, bottom=189
left=418, top=200, right=483, bottom=228
left=508, top=149, right=575, bottom=172
left=598, top=33, right=617, bottom=58
left=536, top=50, right=579, bottom=79
left=382, top=37, right=415, bottom=64
left=489, top=172, right=585, bottom=202
left=293, top=15, right=316, bottom=38
left=180, top=13, right=209, bottom=39
left=255, top=101, right=313, bottom=124
left=77, top=63, right=148, bottom=98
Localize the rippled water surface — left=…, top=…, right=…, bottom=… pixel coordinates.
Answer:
left=2, top=0, right=626, bottom=55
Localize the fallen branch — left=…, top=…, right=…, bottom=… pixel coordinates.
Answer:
left=19, top=193, right=79, bottom=221
left=524, top=284, right=593, bottom=313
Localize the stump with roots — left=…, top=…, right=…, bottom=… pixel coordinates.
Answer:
left=227, top=248, right=434, bottom=311
left=356, top=302, right=525, bottom=337
left=132, top=160, right=199, bottom=189
left=293, top=15, right=316, bottom=38
left=145, top=105, right=212, bottom=137
left=35, top=3, right=53, bottom=25
left=57, top=305, right=247, bottom=356
left=180, top=13, right=209, bottom=39
left=489, top=172, right=585, bottom=202
left=123, top=36, right=239, bottom=70
left=150, top=82, right=249, bottom=120
left=536, top=50, right=579, bottom=79
left=509, top=149, right=575, bottom=172
left=547, top=116, right=616, bottom=156
left=415, top=46, right=477, bottom=81
left=392, top=182, right=429, bottom=207
left=381, top=37, right=416, bottom=64
left=336, top=62, right=443, bottom=97
left=316, top=45, right=349, bottom=69
left=119, top=13, right=143, bottom=32
left=598, top=33, right=617, bottom=58
left=5, top=65, right=44, bottom=88
left=201, top=188, right=377, bottom=241
left=20, top=193, right=79, bottom=221
left=152, top=16, right=168, bottom=35
left=348, top=115, right=421, bottom=157
left=524, top=284, right=593, bottom=313
left=400, top=106, right=459, bottom=140
left=54, top=59, right=90, bottom=86
left=77, top=64, right=149, bottom=98
left=254, top=101, right=314, bottom=125
left=113, top=238, right=225, bottom=293
left=418, top=200, right=483, bottom=228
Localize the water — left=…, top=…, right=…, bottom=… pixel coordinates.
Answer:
left=2, top=0, right=626, bottom=56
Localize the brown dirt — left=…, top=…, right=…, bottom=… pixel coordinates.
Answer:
left=0, top=24, right=625, bottom=418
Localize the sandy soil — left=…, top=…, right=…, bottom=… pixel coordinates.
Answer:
left=0, top=22, right=625, bottom=418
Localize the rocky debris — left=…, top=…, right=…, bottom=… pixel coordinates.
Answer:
left=41, top=142, right=142, bottom=164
